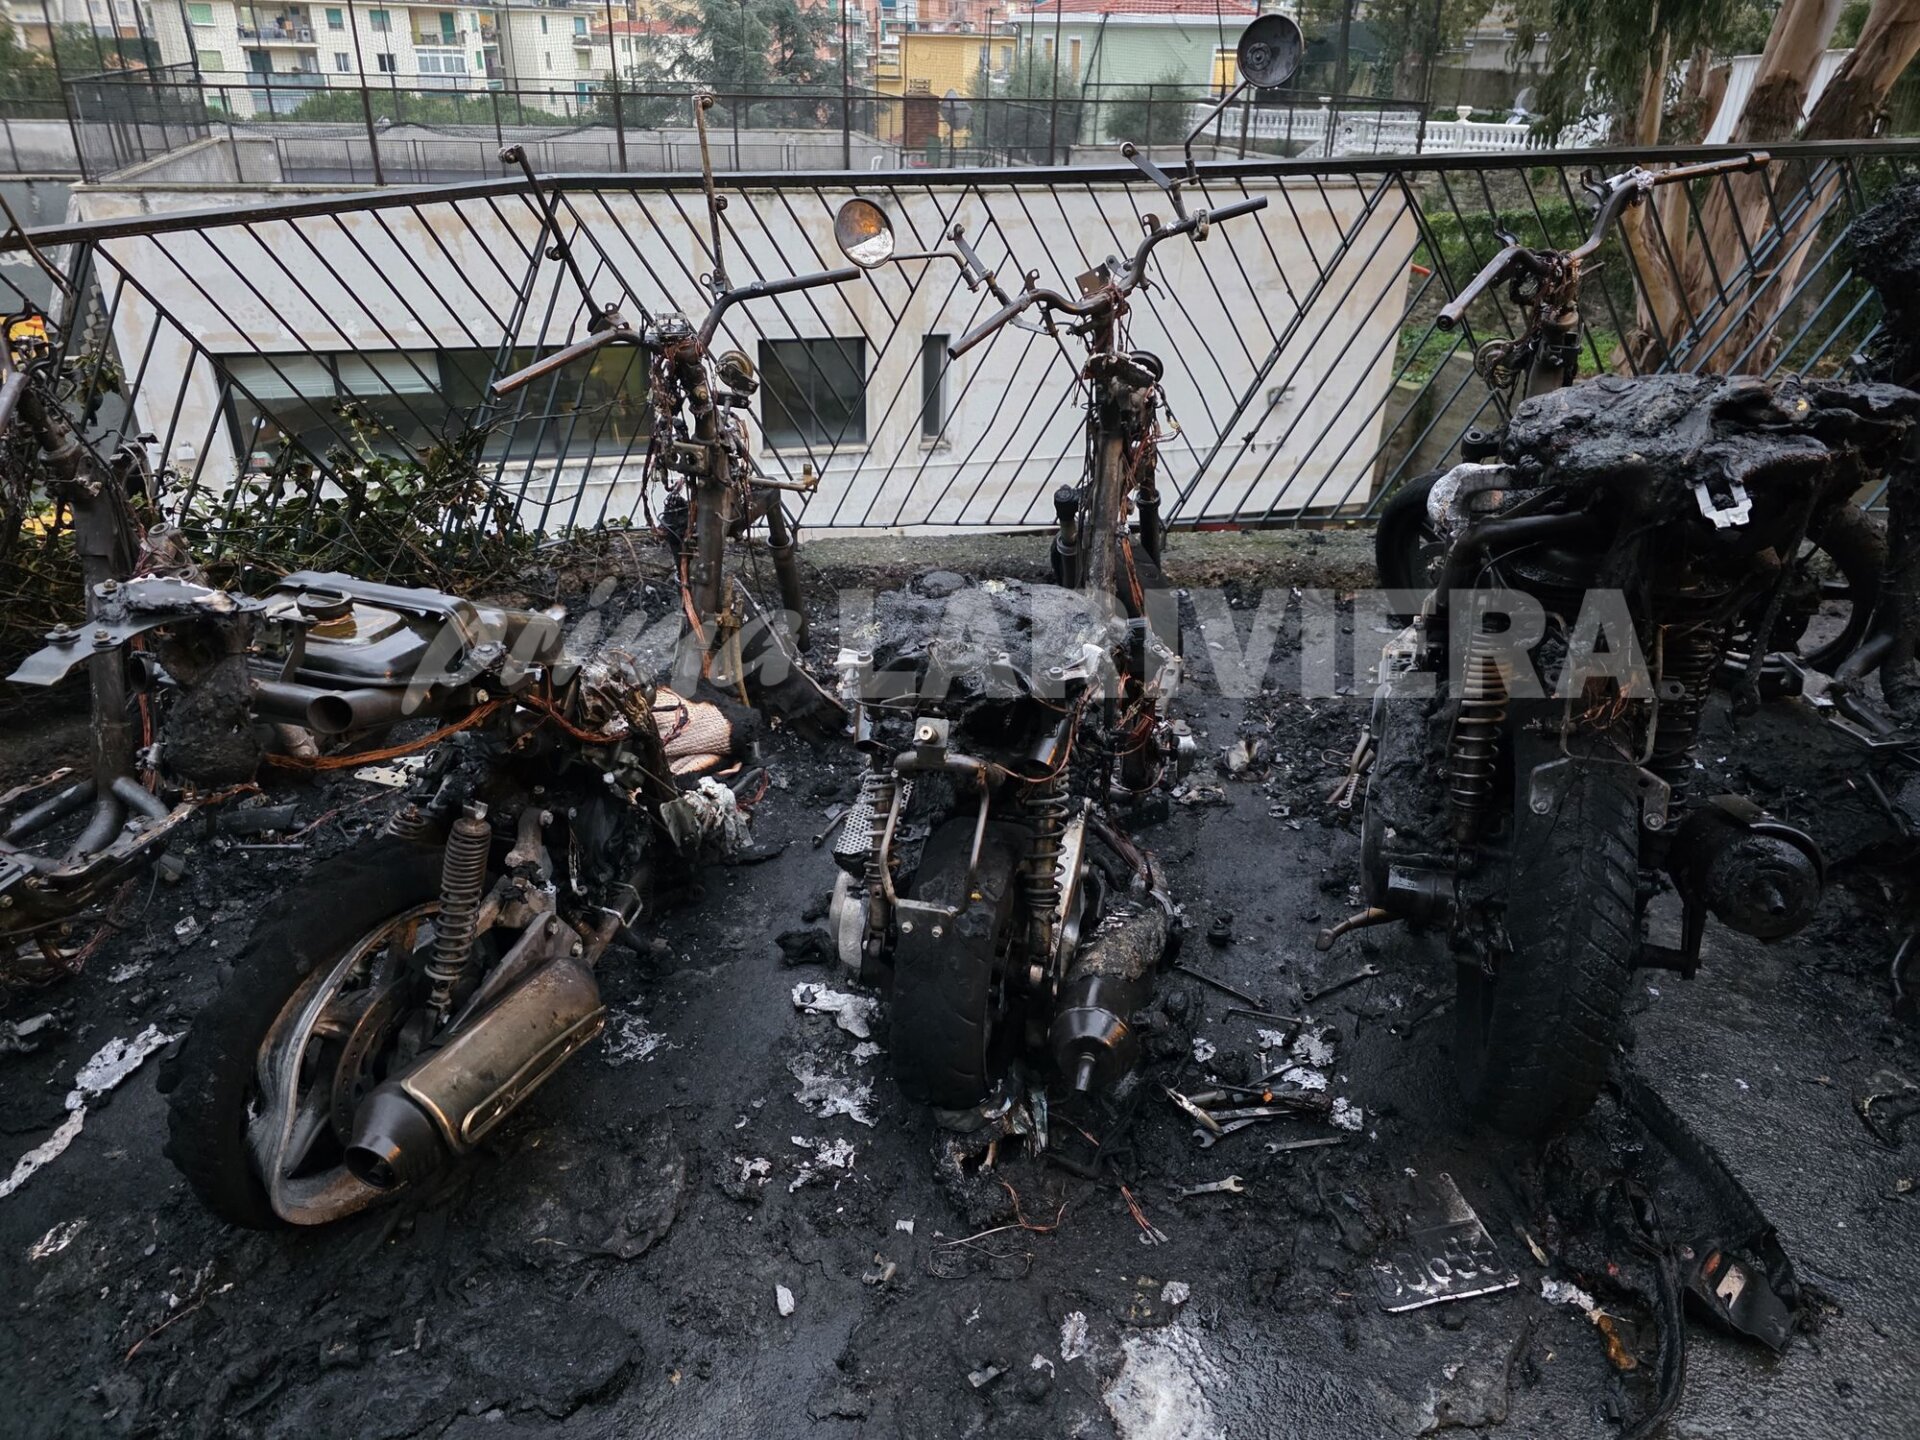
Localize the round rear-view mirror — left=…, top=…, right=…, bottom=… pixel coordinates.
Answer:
left=1236, top=14, right=1303, bottom=90
left=834, top=198, right=896, bottom=269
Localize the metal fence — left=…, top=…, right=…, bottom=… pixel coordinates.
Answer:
left=31, top=68, right=1504, bottom=185
left=3, top=139, right=1913, bottom=576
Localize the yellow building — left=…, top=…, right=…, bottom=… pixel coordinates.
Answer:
left=874, top=30, right=1015, bottom=154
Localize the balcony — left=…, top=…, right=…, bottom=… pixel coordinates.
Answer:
left=416, top=29, right=467, bottom=45
left=237, top=23, right=317, bottom=43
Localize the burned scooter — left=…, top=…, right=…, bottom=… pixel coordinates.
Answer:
left=1327, top=374, right=1919, bottom=1137
left=815, top=17, right=1299, bottom=1112
left=148, top=578, right=759, bottom=1227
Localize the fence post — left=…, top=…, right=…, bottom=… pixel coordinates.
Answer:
left=839, top=0, right=852, bottom=170
left=603, top=0, right=627, bottom=170
left=344, top=0, right=386, bottom=185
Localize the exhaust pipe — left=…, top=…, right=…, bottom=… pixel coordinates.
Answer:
left=1048, top=902, right=1169, bottom=1095
left=345, top=950, right=605, bottom=1189
left=306, top=686, right=420, bottom=736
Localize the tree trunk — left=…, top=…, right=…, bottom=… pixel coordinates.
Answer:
left=1801, top=0, right=1920, bottom=137
left=1653, top=0, right=1846, bottom=369
left=1698, top=0, right=1920, bottom=369
left=1735, top=0, right=1846, bottom=142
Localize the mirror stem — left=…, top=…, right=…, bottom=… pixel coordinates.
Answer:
left=1182, top=77, right=1251, bottom=186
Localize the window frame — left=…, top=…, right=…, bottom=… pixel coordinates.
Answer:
left=757, top=336, right=868, bottom=452
left=919, top=333, right=949, bottom=442
left=186, top=2, right=214, bottom=24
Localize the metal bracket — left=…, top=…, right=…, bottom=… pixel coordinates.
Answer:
left=1528, top=754, right=1672, bottom=832
left=1693, top=477, right=1753, bottom=528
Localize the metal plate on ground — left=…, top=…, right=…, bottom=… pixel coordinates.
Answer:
left=1371, top=1172, right=1519, bottom=1313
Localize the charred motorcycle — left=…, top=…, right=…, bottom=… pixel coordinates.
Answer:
left=813, top=18, right=1298, bottom=1111
left=154, top=582, right=755, bottom=1226
left=1328, top=373, right=1918, bottom=1136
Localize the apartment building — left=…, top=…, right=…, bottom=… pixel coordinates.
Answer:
left=143, top=0, right=619, bottom=116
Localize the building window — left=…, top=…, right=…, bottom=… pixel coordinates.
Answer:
left=920, top=334, right=948, bottom=439
left=225, top=348, right=651, bottom=464
left=759, top=338, right=866, bottom=449
left=187, top=2, right=213, bottom=23
left=538, top=14, right=547, bottom=32
left=332, top=51, right=349, bottom=70
left=325, top=6, right=342, bottom=28
left=1069, top=37, right=1080, bottom=79
left=368, top=8, right=390, bottom=31
left=375, top=51, right=395, bottom=71
left=573, top=15, right=586, bottom=35
left=197, top=48, right=224, bottom=70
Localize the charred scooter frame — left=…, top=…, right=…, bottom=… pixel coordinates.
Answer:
left=1332, top=300, right=1918, bottom=1135
left=1377, top=153, right=1889, bottom=688
left=0, top=299, right=213, bottom=954
left=489, top=100, right=860, bottom=664
left=814, top=19, right=1297, bottom=1112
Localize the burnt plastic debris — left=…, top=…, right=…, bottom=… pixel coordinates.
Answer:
left=1371, top=1172, right=1520, bottom=1313
left=1683, top=1246, right=1795, bottom=1354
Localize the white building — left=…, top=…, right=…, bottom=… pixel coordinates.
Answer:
left=140, top=0, right=622, bottom=117
left=69, top=164, right=1413, bottom=531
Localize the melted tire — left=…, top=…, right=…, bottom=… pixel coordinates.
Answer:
left=1455, top=751, right=1641, bottom=1139
left=889, top=819, right=1024, bottom=1109
left=1375, top=470, right=1441, bottom=621
left=160, top=837, right=442, bottom=1228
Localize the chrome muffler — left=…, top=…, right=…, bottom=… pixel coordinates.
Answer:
left=346, top=948, right=605, bottom=1189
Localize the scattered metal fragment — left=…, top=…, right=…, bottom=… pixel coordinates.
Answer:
left=1171, top=1176, right=1244, bottom=1198
left=1204, top=916, right=1234, bottom=947
left=791, top=982, right=880, bottom=1039
left=967, top=1364, right=1004, bottom=1390
left=1224, top=1006, right=1306, bottom=1026
left=1305, top=964, right=1382, bottom=1002
left=1165, top=1087, right=1223, bottom=1136
left=1172, top=960, right=1259, bottom=1006
left=1, top=1025, right=175, bottom=1202
left=861, top=1253, right=898, bottom=1286
left=0, top=1012, right=57, bottom=1056
left=1315, top=907, right=1395, bottom=951
left=775, top=1284, right=796, bottom=1317
left=810, top=804, right=849, bottom=848
left=1192, top=1119, right=1264, bottom=1149
left=1265, top=1137, right=1345, bottom=1154
left=1856, top=1068, right=1920, bottom=1147
left=1371, top=1173, right=1520, bottom=1313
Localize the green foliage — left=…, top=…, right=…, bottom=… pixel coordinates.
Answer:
left=1833, top=0, right=1872, bottom=46
left=1101, top=68, right=1200, bottom=148
left=1509, top=0, right=1762, bottom=137
left=1367, top=0, right=1492, bottom=98
left=174, top=416, right=534, bottom=592
left=633, top=0, right=837, bottom=91
left=965, top=47, right=1081, bottom=157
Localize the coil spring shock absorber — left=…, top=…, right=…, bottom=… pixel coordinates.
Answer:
left=1025, top=769, right=1068, bottom=963
left=425, top=801, right=491, bottom=1025
left=383, top=803, right=436, bottom=843
left=1448, top=624, right=1509, bottom=843
left=1650, top=624, right=1724, bottom=811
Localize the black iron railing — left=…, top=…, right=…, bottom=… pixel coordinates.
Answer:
left=2, top=140, right=1912, bottom=577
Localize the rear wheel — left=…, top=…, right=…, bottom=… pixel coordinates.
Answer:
left=1454, top=747, right=1641, bottom=1138
left=161, top=838, right=447, bottom=1227
left=889, top=818, right=1025, bottom=1109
